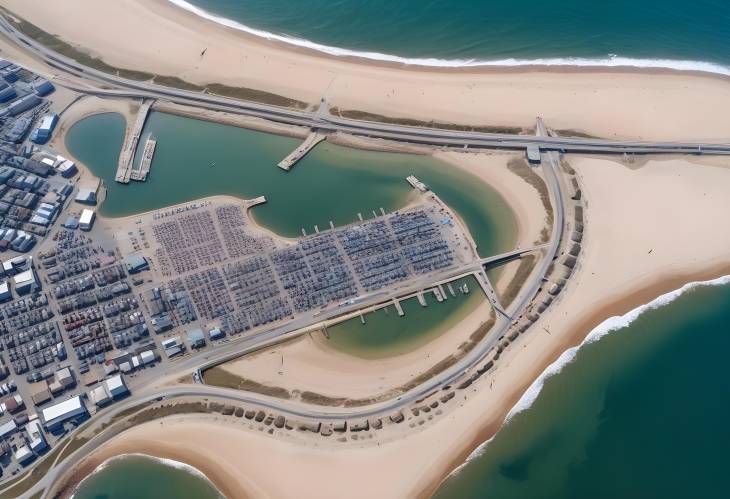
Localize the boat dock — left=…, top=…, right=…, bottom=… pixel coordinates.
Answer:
left=433, top=287, right=444, bottom=302
left=406, top=175, right=429, bottom=192
left=393, top=299, right=404, bottom=317
left=129, top=137, right=156, bottom=181
left=417, top=291, right=427, bottom=307
left=115, top=99, right=153, bottom=184
left=277, top=131, right=325, bottom=170
left=447, top=283, right=456, bottom=297
left=438, top=284, right=448, bottom=300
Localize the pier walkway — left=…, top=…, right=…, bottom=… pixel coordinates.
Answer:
left=129, top=136, right=156, bottom=181
left=115, top=99, right=153, bottom=184
left=277, top=131, right=325, bottom=170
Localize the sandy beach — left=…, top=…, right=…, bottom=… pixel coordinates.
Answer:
left=3, top=0, right=730, bottom=141
left=54, top=154, right=730, bottom=499
left=5, top=1, right=730, bottom=497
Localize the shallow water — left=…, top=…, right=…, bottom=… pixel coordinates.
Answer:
left=326, top=276, right=483, bottom=358
left=64, top=111, right=516, bottom=256
left=72, top=454, right=222, bottom=499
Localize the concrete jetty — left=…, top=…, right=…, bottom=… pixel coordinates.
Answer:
left=417, top=291, right=427, bottom=307
left=129, top=136, right=156, bottom=181
left=433, top=287, right=444, bottom=302
left=277, top=131, right=325, bottom=170
left=115, top=99, right=153, bottom=184
left=447, top=283, right=456, bottom=297
left=438, top=284, right=448, bottom=300
left=393, top=299, right=404, bottom=317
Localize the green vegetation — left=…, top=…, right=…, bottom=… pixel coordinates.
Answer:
left=555, top=129, right=600, bottom=139
left=0, top=444, right=65, bottom=498
left=331, top=107, right=524, bottom=134
left=203, top=367, right=292, bottom=399
left=507, top=158, right=553, bottom=242
left=499, top=255, right=538, bottom=308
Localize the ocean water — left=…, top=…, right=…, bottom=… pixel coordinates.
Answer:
left=178, top=0, right=730, bottom=73
left=64, top=111, right=516, bottom=255
left=72, top=454, right=222, bottom=499
left=434, top=277, right=730, bottom=498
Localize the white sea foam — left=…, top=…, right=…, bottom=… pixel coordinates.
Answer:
left=167, top=0, right=730, bottom=76
left=446, top=274, right=730, bottom=477
left=71, top=453, right=223, bottom=498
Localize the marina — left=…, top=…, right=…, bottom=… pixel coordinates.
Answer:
left=115, top=99, right=153, bottom=184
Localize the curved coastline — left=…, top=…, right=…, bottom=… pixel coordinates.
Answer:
left=70, top=453, right=224, bottom=499
left=168, top=0, right=730, bottom=76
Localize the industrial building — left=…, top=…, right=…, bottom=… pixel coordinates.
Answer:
left=33, top=79, right=54, bottom=96
left=25, top=419, right=47, bottom=453
left=161, top=336, right=184, bottom=358
left=75, top=188, right=97, bottom=205
left=186, top=328, right=205, bottom=349
left=0, top=80, right=16, bottom=102
left=55, top=366, right=75, bottom=388
left=105, top=374, right=129, bottom=399
left=14, top=445, right=33, bottom=465
left=13, top=269, right=39, bottom=295
left=3, top=94, right=42, bottom=117
left=89, top=384, right=111, bottom=406
left=41, top=395, right=88, bottom=430
left=0, top=281, right=11, bottom=302
left=140, top=349, right=156, bottom=365
left=79, top=209, right=95, bottom=231
left=56, top=159, right=77, bottom=178
left=29, top=383, right=50, bottom=406
left=30, top=114, right=58, bottom=144
left=126, top=254, right=149, bottom=274
left=0, top=419, right=17, bottom=439
left=208, top=327, right=224, bottom=341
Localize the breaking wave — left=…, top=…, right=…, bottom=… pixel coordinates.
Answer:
left=448, top=273, right=730, bottom=476
left=71, top=453, right=223, bottom=498
left=168, top=0, right=730, bottom=76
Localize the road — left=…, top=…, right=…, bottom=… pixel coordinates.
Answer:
left=2, top=15, right=730, bottom=156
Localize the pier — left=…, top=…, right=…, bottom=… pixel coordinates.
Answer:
left=417, top=291, right=427, bottom=307
left=129, top=136, right=156, bottom=181
left=115, top=99, right=153, bottom=184
left=277, top=131, right=325, bottom=171
left=393, top=299, right=404, bottom=317
left=438, top=284, right=448, bottom=300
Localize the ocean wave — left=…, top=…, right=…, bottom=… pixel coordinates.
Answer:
left=71, top=453, right=223, bottom=498
left=447, top=273, right=730, bottom=476
left=167, top=0, right=730, bottom=76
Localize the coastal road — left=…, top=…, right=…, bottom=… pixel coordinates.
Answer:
left=2, top=15, right=730, bottom=156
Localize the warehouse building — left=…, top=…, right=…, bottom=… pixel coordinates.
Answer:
left=25, top=419, right=48, bottom=453
left=29, top=383, right=51, bottom=406
left=187, top=328, right=205, bottom=349
left=41, top=395, right=88, bottom=430
left=75, top=188, right=97, bottom=205
left=161, top=336, right=184, bottom=358
left=0, top=80, right=16, bottom=102
left=79, top=209, right=95, bottom=231
left=4, top=94, right=41, bottom=117
left=89, top=384, right=111, bottom=407
left=55, top=366, right=75, bottom=388
left=13, top=269, right=39, bottom=295
left=33, top=79, right=54, bottom=96
left=30, top=114, right=58, bottom=144
left=105, top=374, right=129, bottom=399
left=14, top=445, right=33, bottom=465
left=0, top=281, right=11, bottom=302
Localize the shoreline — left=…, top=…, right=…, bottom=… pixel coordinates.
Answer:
left=164, top=0, right=730, bottom=78
left=6, top=1, right=730, bottom=140
left=419, top=263, right=730, bottom=498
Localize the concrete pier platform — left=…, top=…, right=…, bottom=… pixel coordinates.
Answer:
left=417, top=291, right=427, bottom=307
left=115, top=99, right=153, bottom=184
left=438, top=284, right=447, bottom=300
left=277, top=131, right=325, bottom=171
left=129, top=136, right=156, bottom=181
left=393, top=299, right=404, bottom=316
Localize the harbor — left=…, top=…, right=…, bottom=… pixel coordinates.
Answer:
left=115, top=99, right=153, bottom=184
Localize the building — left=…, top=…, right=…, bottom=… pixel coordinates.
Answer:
left=14, top=445, right=33, bottom=465
left=30, top=114, right=58, bottom=144
left=161, top=336, right=184, bottom=358
left=139, top=350, right=156, bottom=365
left=187, top=328, right=205, bottom=349
left=29, top=382, right=50, bottom=406
left=3, top=394, right=24, bottom=414
left=33, top=79, right=54, bottom=96
left=13, top=269, right=39, bottom=295
left=0, top=80, right=16, bottom=102
left=105, top=374, right=129, bottom=399
left=89, top=384, right=111, bottom=406
left=63, top=216, right=79, bottom=230
left=0, top=281, right=11, bottom=302
left=75, top=188, right=97, bottom=205
left=55, top=367, right=75, bottom=388
left=41, top=395, right=88, bottom=430
left=57, top=159, right=77, bottom=178
left=125, top=254, right=149, bottom=274
left=208, top=327, right=224, bottom=341
left=5, top=94, right=41, bottom=116
left=0, top=419, right=17, bottom=439
left=79, top=209, right=95, bottom=231
left=25, top=419, right=47, bottom=453
left=526, top=144, right=541, bottom=164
